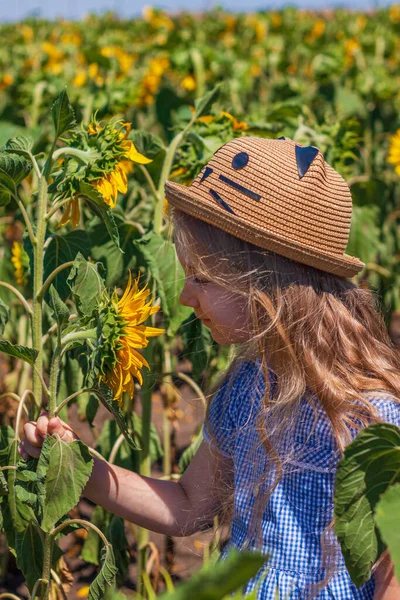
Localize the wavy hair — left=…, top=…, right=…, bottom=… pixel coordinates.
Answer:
left=168, top=206, right=400, bottom=598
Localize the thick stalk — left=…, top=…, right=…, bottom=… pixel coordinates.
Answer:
left=48, top=344, right=61, bottom=418
left=154, top=115, right=196, bottom=233
left=137, top=344, right=153, bottom=599
left=32, top=176, right=48, bottom=410
left=40, top=534, right=54, bottom=600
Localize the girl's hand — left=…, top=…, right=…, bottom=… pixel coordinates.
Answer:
left=18, top=412, right=80, bottom=459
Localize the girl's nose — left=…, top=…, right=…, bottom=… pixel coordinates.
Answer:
left=179, top=281, right=199, bottom=309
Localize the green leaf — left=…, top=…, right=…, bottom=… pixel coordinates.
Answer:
left=346, top=205, right=382, bottom=266
left=6, top=441, right=35, bottom=534
left=43, top=230, right=91, bottom=301
left=0, top=340, right=38, bottom=366
left=37, top=435, right=93, bottom=532
left=15, top=522, right=44, bottom=591
left=49, top=285, right=70, bottom=331
left=90, top=220, right=142, bottom=287
left=81, top=505, right=105, bottom=565
left=4, top=136, right=34, bottom=155
left=334, top=423, right=400, bottom=587
left=134, top=232, right=192, bottom=336
left=93, top=384, right=140, bottom=452
left=179, top=429, right=203, bottom=474
left=0, top=152, right=32, bottom=206
left=67, top=252, right=105, bottom=318
left=0, top=297, right=9, bottom=337
left=129, top=130, right=165, bottom=158
left=157, top=548, right=267, bottom=600
left=179, top=312, right=213, bottom=380
left=80, top=182, right=121, bottom=250
left=375, top=483, right=400, bottom=585
left=193, top=83, right=222, bottom=120
left=88, top=542, right=118, bottom=600
left=0, top=471, right=8, bottom=496
left=51, top=88, right=76, bottom=138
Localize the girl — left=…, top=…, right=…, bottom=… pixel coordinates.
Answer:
left=20, top=137, right=400, bottom=599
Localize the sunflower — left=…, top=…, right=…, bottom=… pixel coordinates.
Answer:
left=387, top=129, right=400, bottom=177
left=102, top=272, right=164, bottom=405
left=90, top=124, right=152, bottom=208
left=57, top=197, right=80, bottom=229
left=11, top=241, right=28, bottom=285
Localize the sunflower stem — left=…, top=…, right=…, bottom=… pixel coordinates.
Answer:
left=32, top=175, right=48, bottom=415
left=52, top=147, right=101, bottom=164
left=154, top=115, right=196, bottom=233
left=48, top=344, right=61, bottom=418
left=60, top=328, right=97, bottom=347
left=36, top=261, right=74, bottom=301
left=137, top=342, right=155, bottom=599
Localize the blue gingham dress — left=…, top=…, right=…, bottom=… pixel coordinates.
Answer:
left=202, top=359, right=400, bottom=599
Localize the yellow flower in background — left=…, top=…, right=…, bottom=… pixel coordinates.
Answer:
left=73, top=69, right=87, bottom=87
left=271, top=12, right=282, bottom=28
left=57, top=198, right=81, bottom=229
left=387, top=129, right=400, bottom=177
left=42, top=41, right=63, bottom=60
left=180, top=74, right=196, bottom=91
left=11, top=242, right=28, bottom=286
left=102, top=272, right=164, bottom=405
left=137, top=56, right=169, bottom=107
left=344, top=38, right=361, bottom=67
left=0, top=74, right=14, bottom=91
left=60, top=32, right=82, bottom=46
left=355, top=15, right=368, bottom=31
left=220, top=110, right=248, bottom=131
left=390, top=4, right=400, bottom=23
left=142, top=5, right=174, bottom=31
left=307, top=19, right=325, bottom=42
left=20, top=25, right=34, bottom=42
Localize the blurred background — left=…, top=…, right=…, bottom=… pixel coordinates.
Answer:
left=0, top=0, right=396, bottom=22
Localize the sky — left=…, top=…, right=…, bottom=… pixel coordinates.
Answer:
left=0, top=0, right=396, bottom=22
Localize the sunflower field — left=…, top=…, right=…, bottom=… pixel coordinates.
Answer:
left=1, top=4, right=400, bottom=599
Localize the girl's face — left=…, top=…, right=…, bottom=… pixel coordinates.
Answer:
left=176, top=244, right=251, bottom=344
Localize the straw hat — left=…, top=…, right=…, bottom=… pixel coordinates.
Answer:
left=164, top=136, right=365, bottom=278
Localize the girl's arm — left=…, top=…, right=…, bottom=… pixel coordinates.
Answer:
left=83, top=439, right=231, bottom=537
left=21, top=416, right=233, bottom=538
left=373, top=551, right=400, bottom=600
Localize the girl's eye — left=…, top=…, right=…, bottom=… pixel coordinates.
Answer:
left=192, top=276, right=209, bottom=285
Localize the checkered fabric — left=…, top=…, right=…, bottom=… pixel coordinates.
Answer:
left=202, top=360, right=400, bottom=599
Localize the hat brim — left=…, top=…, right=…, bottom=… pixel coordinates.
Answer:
left=165, top=180, right=365, bottom=278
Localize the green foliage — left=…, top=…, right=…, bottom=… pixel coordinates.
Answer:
left=0, top=151, right=32, bottom=205
left=134, top=231, right=192, bottom=336
left=49, top=284, right=70, bottom=332
left=179, top=312, right=214, bottom=380
left=80, top=182, right=122, bottom=250
left=36, top=435, right=93, bottom=532
left=157, top=548, right=268, bottom=600
left=51, top=88, right=76, bottom=139
left=44, top=230, right=91, bottom=301
left=88, top=542, right=119, bottom=600
left=82, top=506, right=129, bottom=586
left=67, top=252, right=106, bottom=318
left=0, top=340, right=38, bottom=365
left=334, top=423, right=400, bottom=587
left=179, top=428, right=203, bottom=474
left=0, top=297, right=10, bottom=337
left=375, top=483, right=400, bottom=584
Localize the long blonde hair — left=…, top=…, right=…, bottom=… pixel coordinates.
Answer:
left=169, top=206, right=400, bottom=598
